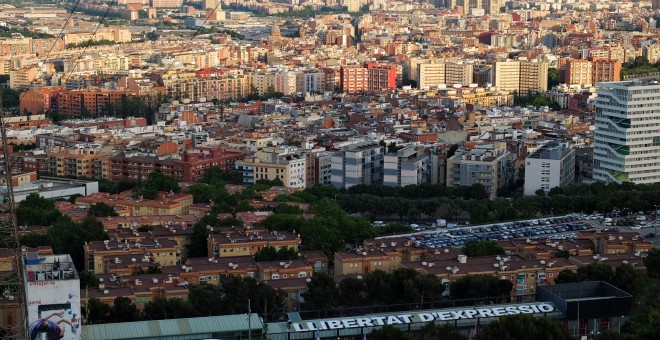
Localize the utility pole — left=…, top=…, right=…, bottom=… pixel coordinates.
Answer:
left=655, top=205, right=658, bottom=237
left=248, top=298, right=252, bottom=340
left=0, top=90, right=26, bottom=339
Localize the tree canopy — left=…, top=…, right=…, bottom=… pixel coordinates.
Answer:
left=450, top=275, right=513, bottom=302
left=461, top=240, right=505, bottom=257
left=475, top=314, right=571, bottom=340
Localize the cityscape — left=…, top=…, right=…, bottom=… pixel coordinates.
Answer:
left=0, top=0, right=658, bottom=339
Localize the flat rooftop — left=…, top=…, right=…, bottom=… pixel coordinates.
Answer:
left=23, top=253, right=78, bottom=282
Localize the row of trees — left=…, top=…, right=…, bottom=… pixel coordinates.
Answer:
left=65, top=39, right=117, bottom=49
left=303, top=270, right=513, bottom=317
left=84, top=275, right=287, bottom=324
left=369, top=314, right=572, bottom=340
left=274, top=182, right=660, bottom=224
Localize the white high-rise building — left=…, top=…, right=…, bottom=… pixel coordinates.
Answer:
left=524, top=142, right=575, bottom=195
left=383, top=145, right=431, bottom=187
left=331, top=142, right=384, bottom=189
left=594, top=81, right=660, bottom=183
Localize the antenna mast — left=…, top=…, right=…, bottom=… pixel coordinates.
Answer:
left=0, top=90, right=27, bottom=339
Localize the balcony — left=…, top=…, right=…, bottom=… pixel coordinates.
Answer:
left=607, top=143, right=630, bottom=156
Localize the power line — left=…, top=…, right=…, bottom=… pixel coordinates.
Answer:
left=57, top=0, right=118, bottom=91
left=16, top=0, right=84, bottom=110
left=44, top=0, right=224, bottom=199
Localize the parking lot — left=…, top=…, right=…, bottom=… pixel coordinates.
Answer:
left=382, top=215, right=596, bottom=249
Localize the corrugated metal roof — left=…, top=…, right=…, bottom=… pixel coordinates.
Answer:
left=82, top=314, right=263, bottom=340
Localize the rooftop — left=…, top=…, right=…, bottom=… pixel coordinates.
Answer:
left=23, top=253, right=78, bottom=282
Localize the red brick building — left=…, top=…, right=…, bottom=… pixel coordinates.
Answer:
left=340, top=63, right=397, bottom=94
left=110, top=147, right=245, bottom=183
left=55, top=88, right=139, bottom=118
left=19, top=87, right=62, bottom=115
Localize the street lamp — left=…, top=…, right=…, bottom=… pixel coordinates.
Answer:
left=655, top=205, right=658, bottom=237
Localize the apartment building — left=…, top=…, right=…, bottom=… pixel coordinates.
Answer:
left=110, top=147, right=244, bottom=182
left=55, top=88, right=139, bottom=118
left=643, top=43, right=660, bottom=64
left=446, top=144, right=512, bottom=199
left=331, top=142, right=385, bottom=189
left=403, top=254, right=577, bottom=297
left=235, top=147, right=307, bottom=188
left=334, top=249, right=394, bottom=276
left=593, top=81, right=660, bottom=183
left=519, top=59, right=549, bottom=93
left=383, top=145, right=431, bottom=187
left=418, top=61, right=474, bottom=89
left=257, top=260, right=313, bottom=281
left=76, top=191, right=194, bottom=217
left=591, top=58, right=621, bottom=84
left=493, top=59, right=548, bottom=93
left=417, top=63, right=446, bottom=89
left=9, top=66, right=39, bottom=90
left=565, top=59, right=592, bottom=86
left=46, top=146, right=111, bottom=178
left=445, top=62, right=474, bottom=85
left=340, top=65, right=369, bottom=94
left=178, top=256, right=258, bottom=286
left=19, top=87, right=61, bottom=115
left=162, top=68, right=251, bottom=101
left=523, top=142, right=575, bottom=195
left=84, top=237, right=180, bottom=273
left=340, top=63, right=396, bottom=93
left=366, top=62, right=397, bottom=91
left=208, top=230, right=301, bottom=258
left=63, top=28, right=131, bottom=45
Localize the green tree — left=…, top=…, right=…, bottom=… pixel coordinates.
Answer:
left=83, top=298, right=110, bottom=325
left=450, top=275, right=512, bottom=301
left=470, top=203, right=492, bottom=223
left=338, top=277, right=367, bottom=307
left=135, top=172, right=181, bottom=199
left=553, top=249, right=571, bottom=259
left=254, top=246, right=300, bottom=262
left=644, top=248, right=660, bottom=279
left=461, top=240, right=505, bottom=257
left=78, top=216, right=108, bottom=241
left=475, top=314, right=571, bottom=340
left=188, top=284, right=224, bottom=316
left=219, top=275, right=251, bottom=314
left=368, top=325, right=414, bottom=339
left=187, top=220, right=211, bottom=258
left=109, top=296, right=139, bottom=323
left=304, top=273, right=340, bottom=315
left=300, top=217, right=345, bottom=256
left=87, top=202, right=118, bottom=217
left=378, top=222, right=414, bottom=235
left=611, top=264, right=646, bottom=294
left=578, top=262, right=614, bottom=282
left=554, top=269, right=582, bottom=284
left=262, top=214, right=304, bottom=232
left=419, top=322, right=466, bottom=340
left=142, top=298, right=196, bottom=320
left=16, top=193, right=62, bottom=226
left=79, top=271, right=100, bottom=289
left=593, top=330, right=631, bottom=340
left=548, top=68, right=560, bottom=89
